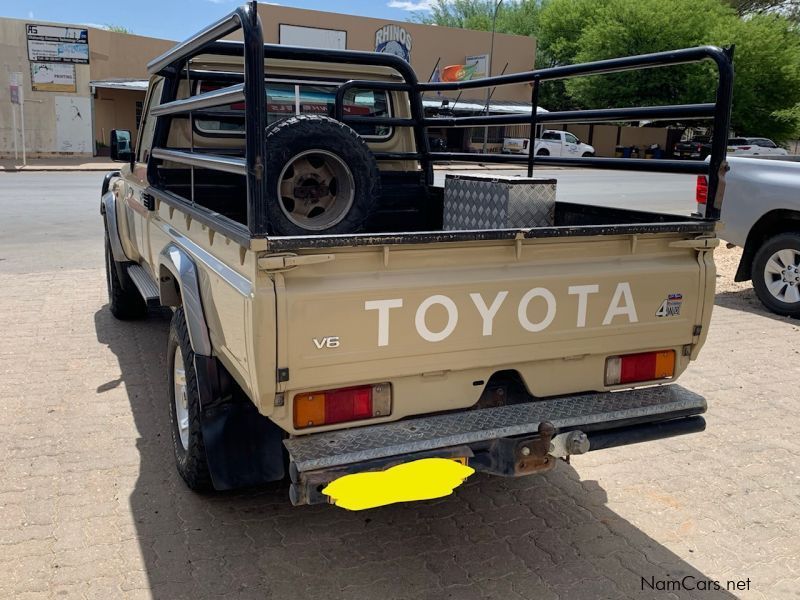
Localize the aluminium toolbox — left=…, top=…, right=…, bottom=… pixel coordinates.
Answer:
left=443, top=173, right=557, bottom=230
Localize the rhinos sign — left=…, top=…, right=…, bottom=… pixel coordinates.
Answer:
left=375, top=24, right=412, bottom=63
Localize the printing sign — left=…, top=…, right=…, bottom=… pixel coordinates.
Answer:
left=375, top=24, right=412, bottom=63
left=31, top=63, right=76, bottom=92
left=27, top=24, right=89, bottom=64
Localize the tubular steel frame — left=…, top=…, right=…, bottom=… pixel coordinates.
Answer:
left=145, top=1, right=734, bottom=237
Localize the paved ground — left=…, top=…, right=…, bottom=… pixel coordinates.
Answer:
left=1, top=173, right=799, bottom=599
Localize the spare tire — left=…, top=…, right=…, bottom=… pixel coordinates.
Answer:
left=265, top=115, right=381, bottom=235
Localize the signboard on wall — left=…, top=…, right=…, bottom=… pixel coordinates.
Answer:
left=26, top=24, right=89, bottom=64
left=279, top=24, right=346, bottom=49
left=465, top=54, right=489, bottom=79
left=375, top=24, right=412, bottom=63
left=30, top=63, right=76, bottom=92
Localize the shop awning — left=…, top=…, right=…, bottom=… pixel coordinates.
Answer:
left=88, top=80, right=547, bottom=116
left=90, top=79, right=149, bottom=93
left=422, top=98, right=548, bottom=114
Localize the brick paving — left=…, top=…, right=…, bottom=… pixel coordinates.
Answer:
left=1, top=248, right=799, bottom=599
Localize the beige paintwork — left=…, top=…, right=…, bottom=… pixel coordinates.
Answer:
left=111, top=61, right=717, bottom=439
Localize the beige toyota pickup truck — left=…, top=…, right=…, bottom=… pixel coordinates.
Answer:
left=100, top=3, right=734, bottom=508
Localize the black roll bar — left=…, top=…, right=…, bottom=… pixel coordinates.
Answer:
left=145, top=2, right=733, bottom=236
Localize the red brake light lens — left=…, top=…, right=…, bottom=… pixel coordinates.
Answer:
left=294, top=383, right=392, bottom=429
left=696, top=175, right=708, bottom=205
left=605, top=350, right=676, bottom=386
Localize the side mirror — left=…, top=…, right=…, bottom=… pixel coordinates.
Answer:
left=110, top=129, right=133, bottom=162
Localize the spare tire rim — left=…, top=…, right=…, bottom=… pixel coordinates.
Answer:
left=764, top=248, right=800, bottom=303
left=173, top=346, right=189, bottom=451
left=278, top=149, right=355, bottom=231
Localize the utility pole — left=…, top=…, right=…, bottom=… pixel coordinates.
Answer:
left=481, top=0, right=503, bottom=154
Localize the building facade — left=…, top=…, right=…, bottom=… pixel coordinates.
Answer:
left=0, top=5, right=537, bottom=158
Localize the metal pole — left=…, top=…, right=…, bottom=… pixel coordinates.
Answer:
left=20, top=101, right=27, bottom=166
left=481, top=0, right=502, bottom=154
left=527, top=79, right=539, bottom=177
left=12, top=104, right=18, bottom=161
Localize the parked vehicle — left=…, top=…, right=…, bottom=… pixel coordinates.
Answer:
left=503, top=130, right=595, bottom=157
left=100, top=2, right=733, bottom=509
left=727, top=137, right=788, bottom=157
left=697, top=157, right=800, bottom=316
left=674, top=136, right=712, bottom=160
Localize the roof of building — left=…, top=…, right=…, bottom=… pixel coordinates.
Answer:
left=422, top=98, right=548, bottom=114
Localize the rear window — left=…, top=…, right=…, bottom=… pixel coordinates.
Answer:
left=194, top=81, right=392, bottom=140
left=541, top=131, right=561, bottom=141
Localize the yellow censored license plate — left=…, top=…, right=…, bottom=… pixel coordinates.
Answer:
left=322, top=457, right=474, bottom=511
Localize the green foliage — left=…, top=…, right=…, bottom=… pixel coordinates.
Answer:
left=421, top=0, right=800, bottom=140
left=104, top=24, right=131, bottom=33
left=711, top=14, right=800, bottom=139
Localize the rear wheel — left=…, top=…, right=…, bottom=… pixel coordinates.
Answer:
left=536, top=149, right=550, bottom=157
left=752, top=232, right=800, bottom=317
left=168, top=308, right=213, bottom=491
left=104, top=231, right=146, bottom=320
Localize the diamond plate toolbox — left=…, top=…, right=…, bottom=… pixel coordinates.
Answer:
left=443, top=173, right=557, bottom=230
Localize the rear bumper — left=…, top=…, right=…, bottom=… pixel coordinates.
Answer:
left=284, top=384, right=706, bottom=506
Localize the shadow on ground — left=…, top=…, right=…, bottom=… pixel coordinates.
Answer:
left=715, top=286, right=799, bottom=324
left=95, top=306, right=737, bottom=600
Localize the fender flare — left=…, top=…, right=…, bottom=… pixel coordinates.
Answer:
left=101, top=187, right=129, bottom=264
left=159, top=244, right=285, bottom=489
left=158, top=243, right=212, bottom=357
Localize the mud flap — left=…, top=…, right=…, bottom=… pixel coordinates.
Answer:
left=195, top=356, right=285, bottom=490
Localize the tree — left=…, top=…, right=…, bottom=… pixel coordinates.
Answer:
left=422, top=0, right=800, bottom=140
left=104, top=24, right=131, bottom=33
left=711, top=13, right=800, bottom=139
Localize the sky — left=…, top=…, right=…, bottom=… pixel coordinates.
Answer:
left=1, top=0, right=438, bottom=40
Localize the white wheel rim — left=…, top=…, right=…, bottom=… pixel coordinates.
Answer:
left=764, top=248, right=800, bottom=304
left=173, top=346, right=189, bottom=451
left=277, top=149, right=355, bottom=231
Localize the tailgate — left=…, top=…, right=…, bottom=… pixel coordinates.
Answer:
left=268, top=232, right=714, bottom=433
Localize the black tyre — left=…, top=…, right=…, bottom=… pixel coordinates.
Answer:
left=265, top=115, right=381, bottom=236
left=582, top=152, right=594, bottom=157
left=536, top=148, right=550, bottom=157
left=751, top=232, right=800, bottom=317
left=168, top=308, right=213, bottom=491
left=104, top=231, right=146, bottom=320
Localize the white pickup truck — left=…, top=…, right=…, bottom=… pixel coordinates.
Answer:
left=503, top=130, right=596, bottom=157
left=697, top=156, right=800, bottom=316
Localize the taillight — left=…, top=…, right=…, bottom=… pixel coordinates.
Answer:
left=293, top=383, right=392, bottom=429
left=605, top=350, right=675, bottom=386
left=696, top=175, right=708, bottom=205
left=739, top=146, right=751, bottom=150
